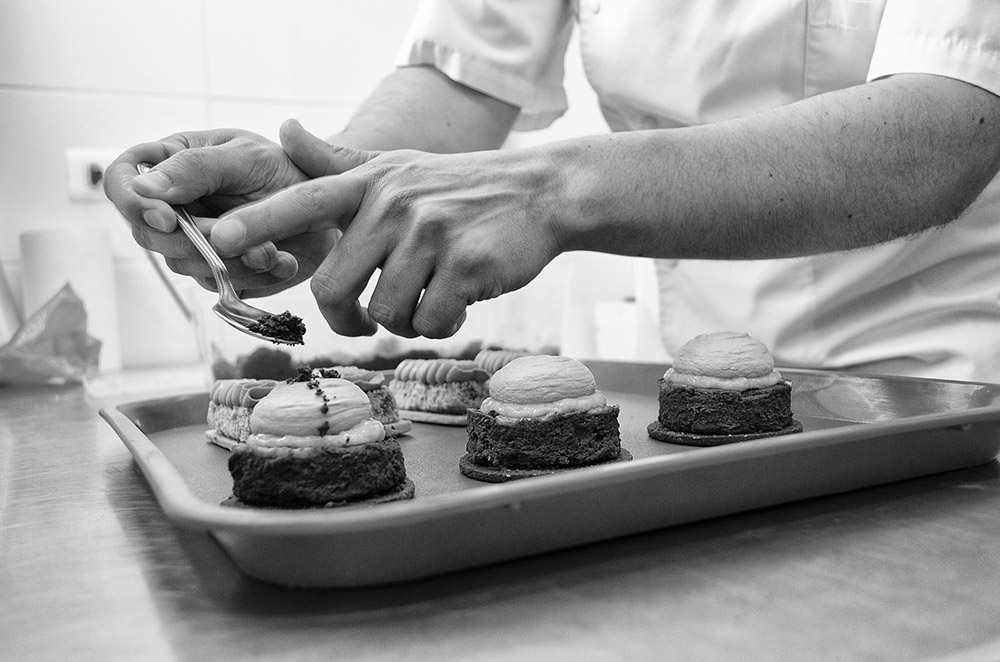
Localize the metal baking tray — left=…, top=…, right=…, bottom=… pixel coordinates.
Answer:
left=100, top=362, right=1000, bottom=587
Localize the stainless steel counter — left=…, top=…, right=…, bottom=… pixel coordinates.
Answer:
left=4, top=371, right=1000, bottom=661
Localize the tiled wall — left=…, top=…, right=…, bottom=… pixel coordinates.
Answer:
left=0, top=1, right=653, bottom=371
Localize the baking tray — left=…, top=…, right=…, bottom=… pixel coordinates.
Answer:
left=99, top=361, right=1000, bottom=587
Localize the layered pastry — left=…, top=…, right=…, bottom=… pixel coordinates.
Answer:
left=474, top=348, right=533, bottom=375
left=462, top=355, right=630, bottom=482
left=225, top=372, right=414, bottom=508
left=206, top=378, right=278, bottom=450
left=313, top=366, right=412, bottom=435
left=647, top=331, right=803, bottom=446
left=388, top=358, right=491, bottom=426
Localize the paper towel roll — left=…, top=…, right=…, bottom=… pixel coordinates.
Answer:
left=20, top=227, right=122, bottom=372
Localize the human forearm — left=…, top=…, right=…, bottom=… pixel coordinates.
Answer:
left=332, top=65, right=519, bottom=153
left=214, top=74, right=1000, bottom=340
left=549, top=74, right=1000, bottom=259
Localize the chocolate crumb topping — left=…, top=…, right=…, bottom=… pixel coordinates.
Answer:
left=287, top=366, right=314, bottom=383
left=249, top=310, right=306, bottom=345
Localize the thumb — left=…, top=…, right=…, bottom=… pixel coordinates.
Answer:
left=280, top=118, right=378, bottom=177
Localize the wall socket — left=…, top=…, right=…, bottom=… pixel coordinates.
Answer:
left=65, top=148, right=121, bottom=202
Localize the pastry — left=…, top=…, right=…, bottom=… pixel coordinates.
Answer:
left=647, top=331, right=803, bottom=446
left=388, top=358, right=490, bottom=426
left=313, top=366, right=412, bottom=435
left=206, top=378, right=277, bottom=450
left=225, top=371, right=414, bottom=508
left=462, top=355, right=630, bottom=482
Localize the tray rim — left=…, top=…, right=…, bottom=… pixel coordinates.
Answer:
left=100, top=366, right=1000, bottom=537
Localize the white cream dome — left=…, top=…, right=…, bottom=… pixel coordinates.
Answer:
left=481, top=355, right=607, bottom=419
left=665, top=331, right=782, bottom=391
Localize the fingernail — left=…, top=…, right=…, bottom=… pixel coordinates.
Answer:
left=241, top=247, right=270, bottom=271
left=142, top=208, right=173, bottom=232
left=271, top=256, right=297, bottom=280
left=212, top=219, right=246, bottom=251
left=133, top=170, right=172, bottom=194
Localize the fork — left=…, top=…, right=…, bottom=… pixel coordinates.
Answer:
left=136, top=163, right=304, bottom=346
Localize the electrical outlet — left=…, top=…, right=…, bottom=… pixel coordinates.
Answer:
left=65, top=148, right=120, bottom=202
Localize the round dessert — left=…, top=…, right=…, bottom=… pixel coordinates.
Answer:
left=388, top=358, right=491, bottom=426
left=226, top=373, right=414, bottom=508
left=206, top=378, right=277, bottom=450
left=647, top=331, right=803, bottom=446
left=313, top=366, right=412, bottom=436
left=462, top=355, right=630, bottom=482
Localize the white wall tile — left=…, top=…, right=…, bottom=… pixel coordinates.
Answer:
left=207, top=100, right=355, bottom=141
left=0, top=89, right=207, bottom=263
left=205, top=0, right=419, bottom=105
left=0, top=0, right=206, bottom=95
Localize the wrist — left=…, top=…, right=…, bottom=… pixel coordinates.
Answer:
left=539, top=137, right=618, bottom=253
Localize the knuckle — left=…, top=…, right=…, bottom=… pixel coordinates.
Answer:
left=288, top=183, right=330, bottom=218
left=447, top=243, right=494, bottom=280
left=309, top=274, right=344, bottom=309
left=367, top=299, right=413, bottom=337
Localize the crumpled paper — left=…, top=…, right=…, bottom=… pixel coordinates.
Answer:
left=0, top=283, right=101, bottom=385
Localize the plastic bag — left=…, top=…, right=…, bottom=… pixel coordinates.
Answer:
left=0, top=283, right=101, bottom=385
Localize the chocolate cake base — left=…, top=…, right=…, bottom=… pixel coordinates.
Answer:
left=647, top=420, right=803, bottom=446
left=459, top=449, right=632, bottom=483
left=227, top=439, right=409, bottom=508
left=649, top=379, right=801, bottom=446
left=654, top=380, right=796, bottom=435
left=222, top=479, right=415, bottom=509
left=464, top=405, right=622, bottom=472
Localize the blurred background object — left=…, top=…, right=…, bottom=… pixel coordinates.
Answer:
left=0, top=0, right=667, bottom=383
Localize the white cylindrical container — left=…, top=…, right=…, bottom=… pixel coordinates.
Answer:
left=20, top=227, right=122, bottom=373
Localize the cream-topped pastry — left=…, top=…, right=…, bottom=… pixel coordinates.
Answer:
left=248, top=378, right=385, bottom=449
left=389, top=358, right=490, bottom=424
left=481, top=355, right=607, bottom=420
left=664, top=331, right=782, bottom=391
left=648, top=330, right=801, bottom=446
left=463, top=354, right=627, bottom=481
left=226, top=372, right=413, bottom=508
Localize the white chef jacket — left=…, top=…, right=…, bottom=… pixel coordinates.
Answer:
left=397, top=0, right=1000, bottom=381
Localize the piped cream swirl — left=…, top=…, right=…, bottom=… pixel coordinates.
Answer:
left=480, top=355, right=606, bottom=419
left=210, top=379, right=277, bottom=408
left=664, top=331, right=782, bottom=391
left=474, top=349, right=532, bottom=374
left=394, top=358, right=489, bottom=384
left=248, top=378, right=385, bottom=447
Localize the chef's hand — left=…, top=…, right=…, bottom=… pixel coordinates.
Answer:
left=103, top=129, right=335, bottom=297
left=208, top=120, right=562, bottom=338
